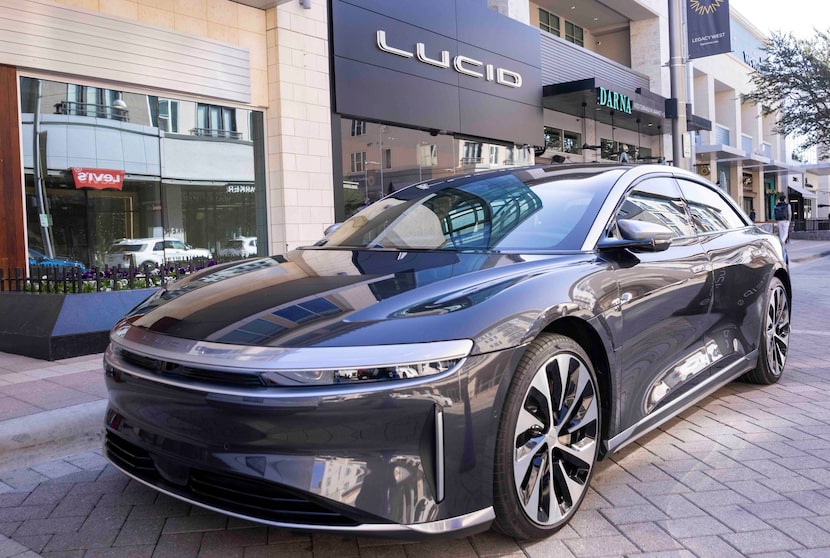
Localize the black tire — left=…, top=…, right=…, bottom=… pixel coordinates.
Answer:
left=493, top=333, right=601, bottom=540
left=743, top=276, right=790, bottom=384
left=139, top=260, right=157, bottom=272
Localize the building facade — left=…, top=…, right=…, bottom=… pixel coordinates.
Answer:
left=0, top=0, right=823, bottom=272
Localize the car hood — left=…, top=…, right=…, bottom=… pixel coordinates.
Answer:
left=122, top=248, right=591, bottom=349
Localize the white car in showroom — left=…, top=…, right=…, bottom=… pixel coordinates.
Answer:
left=219, top=236, right=257, bottom=258
left=104, top=238, right=212, bottom=270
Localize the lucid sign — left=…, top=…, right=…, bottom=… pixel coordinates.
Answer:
left=597, top=86, right=632, bottom=114
left=376, top=30, right=522, bottom=88
left=330, top=0, right=542, bottom=147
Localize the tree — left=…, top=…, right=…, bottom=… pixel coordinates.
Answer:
left=745, top=30, right=830, bottom=151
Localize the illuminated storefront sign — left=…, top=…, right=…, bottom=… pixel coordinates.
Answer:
left=597, top=86, right=632, bottom=114
left=71, top=167, right=124, bottom=190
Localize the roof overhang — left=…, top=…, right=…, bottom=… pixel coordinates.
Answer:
left=798, top=162, right=830, bottom=176
left=698, top=146, right=798, bottom=174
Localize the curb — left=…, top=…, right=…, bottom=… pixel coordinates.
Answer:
left=790, top=250, right=830, bottom=264
left=0, top=400, right=106, bottom=474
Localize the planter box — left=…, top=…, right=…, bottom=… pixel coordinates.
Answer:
left=0, top=289, right=158, bottom=360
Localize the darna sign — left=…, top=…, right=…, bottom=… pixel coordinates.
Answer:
left=376, top=30, right=523, bottom=89
left=597, top=86, right=632, bottom=114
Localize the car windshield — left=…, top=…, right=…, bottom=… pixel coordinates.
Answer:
left=318, top=167, right=622, bottom=251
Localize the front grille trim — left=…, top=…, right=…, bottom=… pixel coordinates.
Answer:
left=104, top=432, right=369, bottom=527
left=119, top=348, right=267, bottom=388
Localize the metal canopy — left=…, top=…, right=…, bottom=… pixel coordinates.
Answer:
left=543, top=78, right=667, bottom=136
left=543, top=77, right=712, bottom=139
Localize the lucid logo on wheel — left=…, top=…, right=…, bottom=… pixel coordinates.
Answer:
left=376, top=30, right=522, bottom=89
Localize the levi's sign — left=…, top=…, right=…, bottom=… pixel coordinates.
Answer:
left=597, top=86, right=632, bottom=114
left=71, top=167, right=125, bottom=191
left=376, top=30, right=522, bottom=88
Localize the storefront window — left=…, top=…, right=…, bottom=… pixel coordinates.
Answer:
left=19, top=76, right=265, bottom=268
left=545, top=127, right=581, bottom=154
left=600, top=139, right=651, bottom=162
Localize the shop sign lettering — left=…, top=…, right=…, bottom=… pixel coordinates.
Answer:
left=227, top=184, right=256, bottom=194
left=376, top=30, right=522, bottom=88
left=71, top=167, right=124, bottom=190
left=597, top=86, right=632, bottom=114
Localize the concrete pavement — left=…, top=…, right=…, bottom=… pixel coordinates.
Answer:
left=0, top=238, right=829, bottom=557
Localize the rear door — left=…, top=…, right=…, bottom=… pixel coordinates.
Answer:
left=675, top=178, right=773, bottom=373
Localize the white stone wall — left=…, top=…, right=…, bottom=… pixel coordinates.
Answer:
left=266, top=2, right=334, bottom=253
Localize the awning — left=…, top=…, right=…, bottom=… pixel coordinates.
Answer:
left=788, top=181, right=817, bottom=199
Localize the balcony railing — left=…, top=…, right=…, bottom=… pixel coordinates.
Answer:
left=189, top=127, right=243, bottom=140
left=54, top=101, right=129, bottom=122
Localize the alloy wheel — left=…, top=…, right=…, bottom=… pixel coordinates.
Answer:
left=765, top=283, right=790, bottom=377
left=512, top=352, right=598, bottom=526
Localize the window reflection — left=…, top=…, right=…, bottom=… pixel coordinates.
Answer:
left=340, top=119, right=535, bottom=219
left=19, top=76, right=264, bottom=269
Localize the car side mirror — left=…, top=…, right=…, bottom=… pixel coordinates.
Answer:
left=597, top=218, right=674, bottom=252
left=323, top=223, right=341, bottom=236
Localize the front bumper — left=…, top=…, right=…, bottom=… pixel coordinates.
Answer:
left=102, top=339, right=519, bottom=538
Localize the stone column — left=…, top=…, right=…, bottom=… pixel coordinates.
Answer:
left=487, top=0, right=530, bottom=24
left=265, top=1, right=334, bottom=253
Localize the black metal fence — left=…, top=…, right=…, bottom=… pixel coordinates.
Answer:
left=792, top=219, right=830, bottom=232
left=1, top=258, right=216, bottom=294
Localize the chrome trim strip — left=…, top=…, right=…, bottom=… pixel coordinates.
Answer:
left=104, top=451, right=494, bottom=536
left=112, top=325, right=473, bottom=371
left=605, top=352, right=757, bottom=454
left=435, top=405, right=445, bottom=503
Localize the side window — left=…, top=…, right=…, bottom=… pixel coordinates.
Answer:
left=676, top=179, right=747, bottom=233
left=615, top=177, right=694, bottom=238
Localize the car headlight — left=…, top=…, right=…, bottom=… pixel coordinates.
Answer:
left=261, top=358, right=464, bottom=386
left=110, top=325, right=473, bottom=389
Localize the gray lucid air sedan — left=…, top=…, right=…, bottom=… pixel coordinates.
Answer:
left=103, top=164, right=790, bottom=540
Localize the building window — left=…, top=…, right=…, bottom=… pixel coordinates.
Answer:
left=539, top=8, right=560, bottom=35
left=351, top=120, right=366, bottom=136
left=489, top=145, right=499, bottom=165
left=563, top=131, right=582, bottom=154
left=545, top=127, right=581, bottom=154
left=195, top=103, right=239, bottom=139
left=504, top=146, right=515, bottom=165
left=158, top=99, right=179, bottom=133
left=19, top=76, right=265, bottom=270
left=382, top=148, right=392, bottom=169
left=462, top=142, right=482, bottom=164
left=565, top=21, right=584, bottom=47
left=350, top=151, right=366, bottom=173
left=59, top=85, right=127, bottom=121
left=417, top=144, right=437, bottom=167
left=544, top=127, right=563, bottom=151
